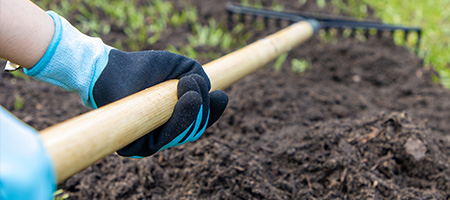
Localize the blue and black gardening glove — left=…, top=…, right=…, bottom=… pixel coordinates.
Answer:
left=22, top=11, right=228, bottom=157
left=93, top=50, right=228, bottom=157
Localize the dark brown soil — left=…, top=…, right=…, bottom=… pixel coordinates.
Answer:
left=1, top=0, right=449, bottom=199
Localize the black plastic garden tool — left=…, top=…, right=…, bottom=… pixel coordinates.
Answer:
left=227, top=3, right=422, bottom=54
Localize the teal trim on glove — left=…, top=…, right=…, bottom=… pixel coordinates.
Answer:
left=0, top=107, right=56, bottom=200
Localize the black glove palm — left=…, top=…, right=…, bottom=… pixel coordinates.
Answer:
left=92, top=50, right=228, bottom=157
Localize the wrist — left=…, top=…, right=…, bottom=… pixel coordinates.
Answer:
left=24, top=11, right=63, bottom=76
left=24, top=11, right=112, bottom=108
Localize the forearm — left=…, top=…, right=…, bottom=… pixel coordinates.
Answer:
left=0, top=0, right=54, bottom=68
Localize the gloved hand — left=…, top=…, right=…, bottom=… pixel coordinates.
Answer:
left=0, top=107, right=56, bottom=200
left=94, top=50, right=228, bottom=157
left=23, top=11, right=228, bottom=157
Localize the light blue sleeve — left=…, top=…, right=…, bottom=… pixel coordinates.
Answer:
left=0, top=107, right=56, bottom=200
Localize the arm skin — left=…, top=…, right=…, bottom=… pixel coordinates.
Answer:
left=0, top=0, right=55, bottom=69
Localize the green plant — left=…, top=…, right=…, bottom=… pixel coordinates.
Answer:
left=316, top=0, right=327, bottom=8
left=33, top=0, right=266, bottom=64
left=271, top=1, right=284, bottom=11
left=274, top=53, right=288, bottom=71
left=298, top=0, right=307, bottom=6
left=331, top=0, right=450, bottom=88
left=170, top=6, right=198, bottom=27
left=331, top=0, right=369, bottom=19
left=36, top=0, right=194, bottom=51
left=14, top=94, right=24, bottom=110
left=188, top=19, right=237, bottom=50
left=241, top=0, right=263, bottom=9
left=291, top=58, right=311, bottom=73
left=166, top=44, right=199, bottom=60
left=10, top=71, right=30, bottom=83
left=53, top=189, right=69, bottom=200
left=318, top=29, right=338, bottom=43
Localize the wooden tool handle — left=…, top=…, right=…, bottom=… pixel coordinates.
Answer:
left=40, top=20, right=316, bottom=183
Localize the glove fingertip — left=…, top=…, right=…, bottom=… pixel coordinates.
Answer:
left=177, top=74, right=210, bottom=100
left=175, top=91, right=203, bottom=116
left=177, top=76, right=199, bottom=98
left=207, top=90, right=229, bottom=127
left=161, top=90, right=202, bottom=139
left=117, top=136, right=151, bottom=157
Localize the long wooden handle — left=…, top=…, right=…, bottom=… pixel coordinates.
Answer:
left=40, top=20, right=317, bottom=183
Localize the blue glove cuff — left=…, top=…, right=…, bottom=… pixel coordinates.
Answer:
left=24, top=11, right=112, bottom=108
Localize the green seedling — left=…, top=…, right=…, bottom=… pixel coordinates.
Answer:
left=147, top=32, right=161, bottom=45
left=184, top=46, right=198, bottom=60
left=188, top=19, right=237, bottom=50
left=298, top=0, right=307, bottom=6
left=198, top=51, right=222, bottom=61
left=232, top=23, right=245, bottom=35
left=318, top=29, right=340, bottom=43
left=184, top=6, right=199, bottom=24
left=291, top=58, right=311, bottom=73
left=332, top=0, right=450, bottom=88
left=10, top=71, right=30, bottom=83
left=252, top=20, right=266, bottom=32
left=170, top=12, right=185, bottom=27
left=274, top=53, right=288, bottom=71
left=166, top=44, right=182, bottom=55
left=316, top=0, right=327, bottom=8
left=127, top=7, right=145, bottom=31
left=221, top=34, right=233, bottom=49
left=52, top=189, right=69, bottom=200
left=354, top=29, right=367, bottom=42
left=34, top=0, right=298, bottom=71
left=241, top=0, right=263, bottom=9
left=331, top=0, right=368, bottom=19
left=167, top=44, right=200, bottom=60
left=271, top=1, right=285, bottom=11
left=75, top=14, right=102, bottom=37
left=14, top=94, right=24, bottom=111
